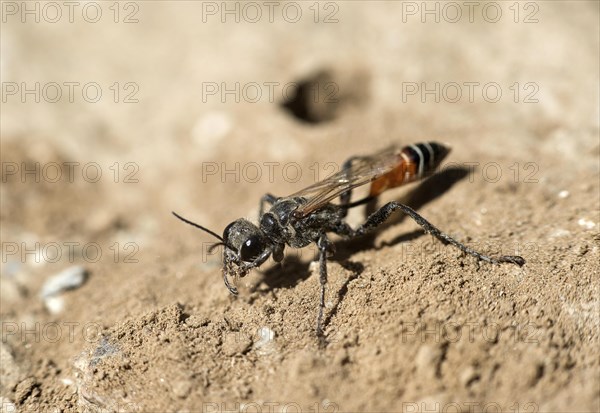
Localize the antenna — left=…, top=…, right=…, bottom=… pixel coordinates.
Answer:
left=172, top=211, right=223, bottom=242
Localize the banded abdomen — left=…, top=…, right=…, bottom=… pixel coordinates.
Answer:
left=369, top=142, right=450, bottom=197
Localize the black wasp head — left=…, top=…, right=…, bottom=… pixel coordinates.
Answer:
left=171, top=212, right=271, bottom=296
left=221, top=219, right=272, bottom=293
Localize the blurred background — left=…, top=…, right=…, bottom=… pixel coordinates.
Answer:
left=2, top=2, right=599, bottom=412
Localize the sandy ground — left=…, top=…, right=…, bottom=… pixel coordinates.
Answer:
left=1, top=1, right=599, bottom=412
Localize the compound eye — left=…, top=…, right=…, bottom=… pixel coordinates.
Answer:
left=240, top=235, right=264, bottom=262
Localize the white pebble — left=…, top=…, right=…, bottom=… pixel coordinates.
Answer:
left=254, top=327, right=275, bottom=354
left=41, top=266, right=87, bottom=298
left=558, top=190, right=569, bottom=199
left=578, top=218, right=596, bottom=229
left=256, top=327, right=275, bottom=343
left=44, top=295, right=65, bottom=314
left=61, top=378, right=74, bottom=386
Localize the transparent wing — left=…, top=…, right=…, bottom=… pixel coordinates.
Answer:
left=290, top=144, right=402, bottom=217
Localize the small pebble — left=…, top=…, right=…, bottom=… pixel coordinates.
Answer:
left=60, top=378, right=74, bottom=386
left=41, top=266, right=87, bottom=298
left=44, top=295, right=65, bottom=314
left=558, top=190, right=569, bottom=199
left=253, top=327, right=275, bottom=354
left=578, top=218, right=595, bottom=229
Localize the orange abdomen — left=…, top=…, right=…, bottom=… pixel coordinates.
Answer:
left=369, top=142, right=450, bottom=197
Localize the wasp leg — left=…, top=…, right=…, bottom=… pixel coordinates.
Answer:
left=316, top=234, right=333, bottom=338
left=259, top=193, right=278, bottom=218
left=334, top=202, right=525, bottom=266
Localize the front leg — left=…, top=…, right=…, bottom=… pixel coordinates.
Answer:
left=334, top=201, right=525, bottom=266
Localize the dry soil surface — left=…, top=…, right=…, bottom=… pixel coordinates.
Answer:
left=1, top=2, right=599, bottom=412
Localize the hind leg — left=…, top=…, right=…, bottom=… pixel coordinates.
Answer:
left=334, top=201, right=525, bottom=265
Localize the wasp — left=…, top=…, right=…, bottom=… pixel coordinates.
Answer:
left=173, top=142, right=525, bottom=337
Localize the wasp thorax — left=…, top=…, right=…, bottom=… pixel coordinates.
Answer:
left=223, top=219, right=268, bottom=263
